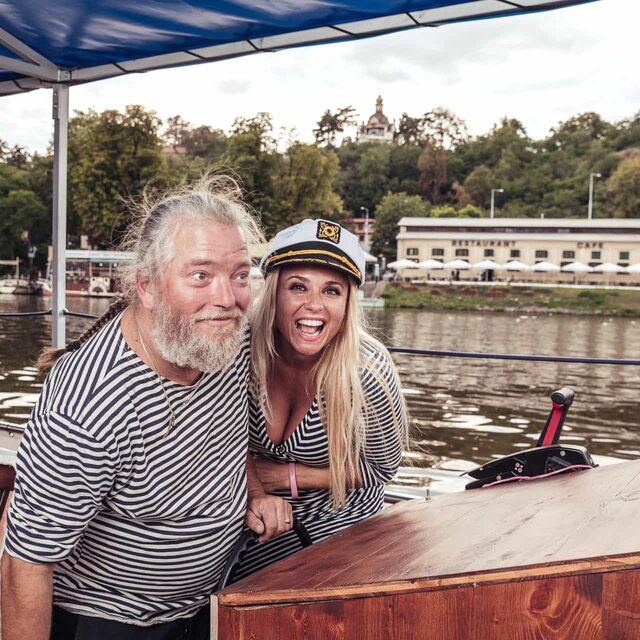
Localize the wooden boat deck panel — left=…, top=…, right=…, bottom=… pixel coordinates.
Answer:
left=215, top=460, right=640, bottom=639
left=219, top=460, right=640, bottom=606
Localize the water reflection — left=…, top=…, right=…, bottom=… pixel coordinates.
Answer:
left=1, top=298, right=639, bottom=493
left=368, top=309, right=640, bottom=487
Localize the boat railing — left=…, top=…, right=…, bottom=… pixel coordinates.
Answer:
left=1, top=308, right=639, bottom=367
left=387, top=346, right=640, bottom=366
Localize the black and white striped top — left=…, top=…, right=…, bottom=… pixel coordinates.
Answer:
left=236, top=342, right=404, bottom=578
left=5, top=314, right=250, bottom=626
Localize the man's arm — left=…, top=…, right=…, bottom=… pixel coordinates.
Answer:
left=1, top=553, right=54, bottom=640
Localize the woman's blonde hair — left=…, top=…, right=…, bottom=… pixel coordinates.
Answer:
left=251, top=269, right=407, bottom=508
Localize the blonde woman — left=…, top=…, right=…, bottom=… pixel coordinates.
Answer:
left=239, top=219, right=406, bottom=577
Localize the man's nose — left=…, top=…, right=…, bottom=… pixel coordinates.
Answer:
left=211, top=276, right=236, bottom=308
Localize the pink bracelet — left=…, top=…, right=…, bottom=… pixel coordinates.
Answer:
left=288, top=462, right=299, bottom=499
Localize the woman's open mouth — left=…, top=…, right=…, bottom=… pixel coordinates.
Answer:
left=295, top=319, right=324, bottom=337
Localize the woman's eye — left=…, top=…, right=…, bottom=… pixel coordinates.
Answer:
left=290, top=283, right=306, bottom=291
left=325, top=287, right=342, bottom=296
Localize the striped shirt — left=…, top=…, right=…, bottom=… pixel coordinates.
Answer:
left=5, top=313, right=250, bottom=625
left=236, top=342, right=404, bottom=578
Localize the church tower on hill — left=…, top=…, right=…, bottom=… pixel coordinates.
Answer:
left=357, top=95, right=395, bottom=144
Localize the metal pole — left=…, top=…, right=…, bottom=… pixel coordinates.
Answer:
left=490, top=188, right=503, bottom=219
left=360, top=206, right=369, bottom=253
left=587, top=172, right=601, bottom=220
left=52, top=84, right=69, bottom=348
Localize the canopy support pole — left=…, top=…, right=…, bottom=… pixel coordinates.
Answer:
left=51, top=84, right=69, bottom=348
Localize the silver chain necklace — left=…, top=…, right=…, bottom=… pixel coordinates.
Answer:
left=136, top=323, right=203, bottom=436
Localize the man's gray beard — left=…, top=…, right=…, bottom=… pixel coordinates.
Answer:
left=151, top=300, right=247, bottom=373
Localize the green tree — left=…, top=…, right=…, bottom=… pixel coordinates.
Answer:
left=396, top=114, right=425, bottom=145
left=611, top=112, right=640, bottom=151
left=388, top=145, right=421, bottom=195
left=163, top=115, right=191, bottom=151
left=267, top=143, right=342, bottom=231
left=0, top=140, right=30, bottom=168
left=335, top=142, right=392, bottom=214
left=422, top=108, right=468, bottom=150
left=313, top=106, right=357, bottom=147
left=0, top=179, right=48, bottom=263
left=68, top=105, right=166, bottom=246
left=226, top=113, right=277, bottom=217
left=371, top=192, right=428, bottom=258
left=182, top=125, right=227, bottom=160
left=431, top=203, right=481, bottom=218
left=430, top=205, right=457, bottom=217
left=607, top=157, right=640, bottom=217
left=457, top=204, right=482, bottom=217
left=547, top=112, right=614, bottom=154
left=418, top=143, right=448, bottom=204
left=418, top=108, right=468, bottom=204
left=450, top=182, right=472, bottom=209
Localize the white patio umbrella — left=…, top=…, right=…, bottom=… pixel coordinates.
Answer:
left=501, top=260, right=531, bottom=271
left=417, top=259, right=445, bottom=270
left=472, top=259, right=501, bottom=270
left=387, top=259, right=420, bottom=270
left=592, top=262, right=627, bottom=273
left=444, top=259, right=472, bottom=270
left=626, top=263, right=640, bottom=273
left=531, top=261, right=561, bottom=272
left=561, top=261, right=593, bottom=273
left=363, top=251, right=378, bottom=263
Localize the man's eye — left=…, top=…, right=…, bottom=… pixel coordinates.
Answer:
left=192, top=272, right=208, bottom=281
left=235, top=271, right=249, bottom=281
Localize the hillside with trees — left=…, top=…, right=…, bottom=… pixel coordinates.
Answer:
left=0, top=105, right=638, bottom=267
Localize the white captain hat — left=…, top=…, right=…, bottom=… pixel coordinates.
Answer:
left=260, top=219, right=366, bottom=286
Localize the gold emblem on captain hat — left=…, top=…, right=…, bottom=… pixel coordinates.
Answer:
left=316, top=220, right=341, bottom=244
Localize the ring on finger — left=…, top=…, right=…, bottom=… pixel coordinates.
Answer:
left=284, top=517, right=291, bottom=524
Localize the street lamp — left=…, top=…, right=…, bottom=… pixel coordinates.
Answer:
left=359, top=206, right=370, bottom=252
left=587, top=172, right=602, bottom=220
left=490, top=188, right=504, bottom=219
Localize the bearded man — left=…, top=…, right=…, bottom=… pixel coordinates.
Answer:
left=1, top=177, right=292, bottom=640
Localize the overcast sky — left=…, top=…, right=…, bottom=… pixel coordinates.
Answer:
left=0, top=0, right=636, bottom=154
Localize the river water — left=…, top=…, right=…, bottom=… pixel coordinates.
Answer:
left=1, top=296, right=639, bottom=493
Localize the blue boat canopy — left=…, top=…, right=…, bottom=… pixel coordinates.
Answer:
left=0, top=0, right=596, bottom=95
left=0, top=0, right=598, bottom=348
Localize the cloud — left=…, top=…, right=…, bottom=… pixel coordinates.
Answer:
left=0, top=0, right=637, bottom=153
left=215, top=78, right=251, bottom=95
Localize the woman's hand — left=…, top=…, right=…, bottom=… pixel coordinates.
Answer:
left=245, top=495, right=293, bottom=543
left=252, top=457, right=290, bottom=493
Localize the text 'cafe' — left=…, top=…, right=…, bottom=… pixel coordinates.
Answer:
left=395, top=218, right=640, bottom=284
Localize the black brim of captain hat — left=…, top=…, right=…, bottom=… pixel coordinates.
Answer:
left=261, top=241, right=363, bottom=285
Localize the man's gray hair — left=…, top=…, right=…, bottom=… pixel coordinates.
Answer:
left=118, top=175, right=263, bottom=304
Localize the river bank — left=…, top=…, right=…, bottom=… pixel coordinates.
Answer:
left=381, top=283, right=640, bottom=317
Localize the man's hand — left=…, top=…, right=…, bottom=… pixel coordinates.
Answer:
left=1, top=553, right=54, bottom=640
left=245, top=495, right=293, bottom=543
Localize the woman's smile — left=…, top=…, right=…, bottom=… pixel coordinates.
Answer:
left=275, top=265, right=349, bottom=361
